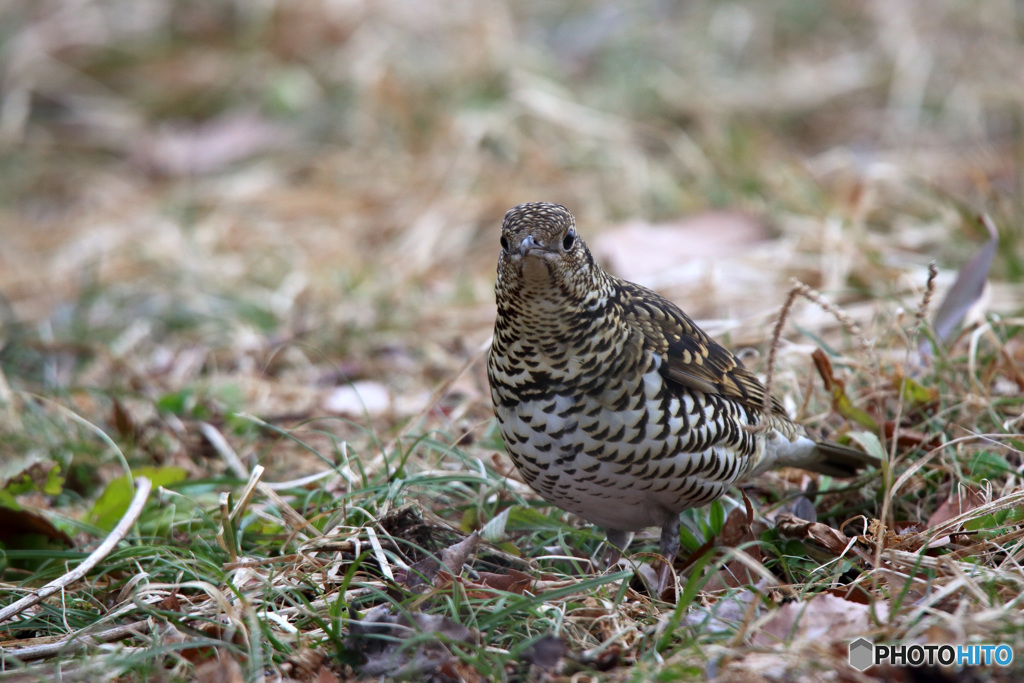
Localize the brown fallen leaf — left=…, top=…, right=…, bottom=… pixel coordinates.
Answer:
left=812, top=349, right=876, bottom=430
left=315, top=666, right=340, bottom=683
left=345, top=605, right=480, bottom=681
left=877, top=488, right=990, bottom=552
left=0, top=505, right=73, bottom=549
left=684, top=589, right=760, bottom=635
left=926, top=487, right=987, bottom=529
left=879, top=420, right=942, bottom=452
left=173, top=619, right=247, bottom=665
left=824, top=583, right=874, bottom=605
left=471, top=569, right=534, bottom=595
left=439, top=531, right=480, bottom=576
left=855, top=518, right=931, bottom=552
left=751, top=593, right=889, bottom=647
left=706, top=496, right=767, bottom=591
left=195, top=656, right=244, bottom=683
left=404, top=531, right=480, bottom=592
left=775, top=512, right=853, bottom=556
left=521, top=634, right=567, bottom=672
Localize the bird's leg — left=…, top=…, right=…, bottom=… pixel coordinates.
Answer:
left=657, top=515, right=681, bottom=595
left=659, top=516, right=681, bottom=561
left=601, top=529, right=632, bottom=568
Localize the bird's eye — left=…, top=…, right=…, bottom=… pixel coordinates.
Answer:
left=500, top=235, right=509, bottom=251
left=562, top=229, right=576, bottom=250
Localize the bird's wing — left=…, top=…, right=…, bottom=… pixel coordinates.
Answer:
left=620, top=281, right=788, bottom=417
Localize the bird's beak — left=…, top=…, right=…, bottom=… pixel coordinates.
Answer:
left=519, top=234, right=552, bottom=257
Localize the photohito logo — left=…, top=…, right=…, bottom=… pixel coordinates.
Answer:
left=849, top=638, right=1014, bottom=671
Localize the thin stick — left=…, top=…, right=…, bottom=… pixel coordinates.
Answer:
left=0, top=477, right=153, bottom=624
left=757, top=278, right=878, bottom=445
left=915, top=261, right=939, bottom=327
left=0, top=620, right=152, bottom=661
left=787, top=278, right=875, bottom=364
left=762, top=278, right=874, bottom=419
left=762, top=285, right=802, bottom=416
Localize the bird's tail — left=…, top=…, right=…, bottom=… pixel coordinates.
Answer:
left=799, top=439, right=880, bottom=478
left=759, top=433, right=879, bottom=478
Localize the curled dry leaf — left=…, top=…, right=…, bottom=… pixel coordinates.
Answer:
left=880, top=421, right=942, bottom=453
left=856, top=518, right=932, bottom=552
left=811, top=348, right=876, bottom=430
left=404, top=531, right=480, bottom=592
left=775, top=512, right=853, bottom=556
left=439, top=530, right=480, bottom=577
left=814, top=349, right=941, bottom=452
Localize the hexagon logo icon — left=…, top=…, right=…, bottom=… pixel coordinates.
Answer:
left=849, top=638, right=874, bottom=671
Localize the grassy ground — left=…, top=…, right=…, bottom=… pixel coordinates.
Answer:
left=1, top=1, right=1024, bottom=680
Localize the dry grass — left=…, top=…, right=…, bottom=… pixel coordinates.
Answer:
left=1, top=0, right=1023, bottom=680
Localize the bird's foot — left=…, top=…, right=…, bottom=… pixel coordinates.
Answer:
left=655, top=557, right=677, bottom=599
left=628, top=553, right=677, bottom=600
left=600, top=529, right=633, bottom=569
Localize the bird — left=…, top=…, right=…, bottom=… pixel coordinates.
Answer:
left=487, top=201, right=876, bottom=573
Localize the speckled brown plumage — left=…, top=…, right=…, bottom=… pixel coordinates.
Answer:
left=487, top=201, right=875, bottom=563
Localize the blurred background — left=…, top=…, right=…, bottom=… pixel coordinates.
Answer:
left=1, top=0, right=1022, bottom=475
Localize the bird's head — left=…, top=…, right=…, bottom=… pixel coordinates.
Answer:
left=496, top=202, right=600, bottom=301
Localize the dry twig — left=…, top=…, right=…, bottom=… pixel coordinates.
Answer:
left=0, top=478, right=153, bottom=624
